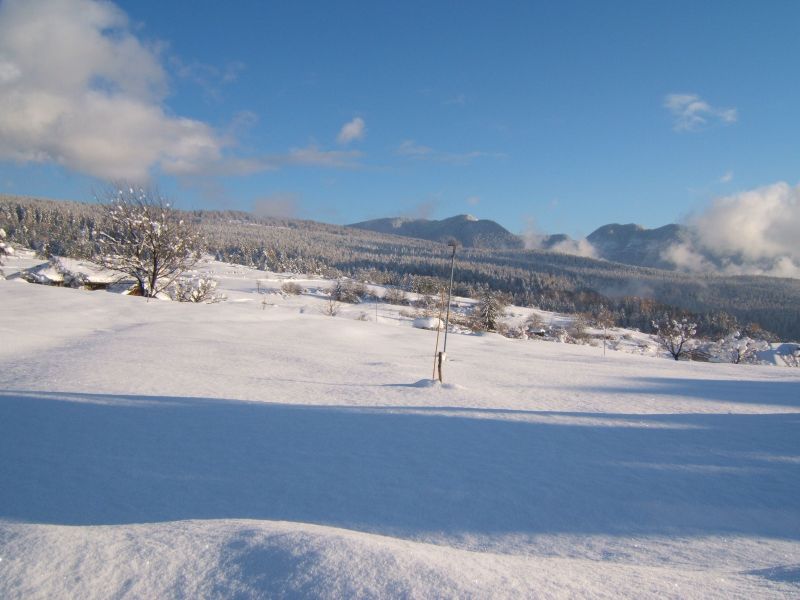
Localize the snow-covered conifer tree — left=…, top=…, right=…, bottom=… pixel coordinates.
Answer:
left=473, top=288, right=507, bottom=332
left=0, top=228, right=11, bottom=278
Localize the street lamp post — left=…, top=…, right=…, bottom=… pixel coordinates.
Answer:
left=442, top=240, right=457, bottom=354
left=435, top=241, right=457, bottom=382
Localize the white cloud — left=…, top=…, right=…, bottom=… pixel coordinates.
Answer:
left=402, top=197, right=440, bottom=220
left=397, top=140, right=433, bottom=158
left=719, top=170, right=734, bottom=183
left=170, top=56, right=245, bottom=99
left=663, top=182, right=800, bottom=277
left=664, top=93, right=737, bottom=132
left=552, top=238, right=598, bottom=258
left=443, top=93, right=466, bottom=106
left=0, top=1, right=364, bottom=181
left=396, top=140, right=504, bottom=165
left=337, top=117, right=366, bottom=145
left=0, top=59, right=21, bottom=84
left=466, top=195, right=480, bottom=206
left=0, top=0, right=223, bottom=180
left=690, top=182, right=799, bottom=264
left=521, top=217, right=597, bottom=258
left=170, top=144, right=364, bottom=177
left=530, top=236, right=597, bottom=258
left=252, top=192, right=302, bottom=219
left=286, top=145, right=363, bottom=168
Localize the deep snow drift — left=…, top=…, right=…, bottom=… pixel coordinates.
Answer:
left=1, top=261, right=799, bottom=598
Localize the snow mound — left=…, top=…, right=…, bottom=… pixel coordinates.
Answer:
left=412, top=317, right=443, bottom=330
left=4, top=519, right=789, bottom=599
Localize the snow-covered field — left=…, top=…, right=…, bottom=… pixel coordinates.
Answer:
left=1, top=259, right=799, bottom=598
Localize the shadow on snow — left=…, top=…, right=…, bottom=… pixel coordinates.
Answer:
left=1, top=387, right=798, bottom=540
left=584, top=377, right=800, bottom=408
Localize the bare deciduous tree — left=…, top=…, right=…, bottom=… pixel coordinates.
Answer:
left=652, top=316, right=697, bottom=360
left=322, top=296, right=341, bottom=317
left=97, top=186, right=203, bottom=297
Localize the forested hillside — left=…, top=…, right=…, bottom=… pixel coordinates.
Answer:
left=3, top=194, right=799, bottom=340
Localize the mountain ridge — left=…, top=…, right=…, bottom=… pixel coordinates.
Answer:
left=349, top=214, right=524, bottom=250
left=3, top=195, right=799, bottom=339
left=585, top=222, right=688, bottom=269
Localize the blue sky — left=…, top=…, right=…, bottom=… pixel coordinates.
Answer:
left=0, top=0, right=798, bottom=237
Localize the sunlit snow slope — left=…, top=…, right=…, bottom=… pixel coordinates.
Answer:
left=1, top=263, right=799, bottom=599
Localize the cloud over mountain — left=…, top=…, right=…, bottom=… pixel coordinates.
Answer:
left=664, top=182, right=800, bottom=277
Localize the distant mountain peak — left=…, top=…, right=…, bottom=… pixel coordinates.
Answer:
left=349, top=215, right=523, bottom=249
left=388, top=218, right=411, bottom=228
left=587, top=222, right=688, bottom=269
left=590, top=223, right=646, bottom=237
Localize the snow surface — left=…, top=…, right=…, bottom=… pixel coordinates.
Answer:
left=1, top=260, right=799, bottom=599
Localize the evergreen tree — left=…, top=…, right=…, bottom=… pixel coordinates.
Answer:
left=0, top=228, right=10, bottom=278
left=473, top=289, right=507, bottom=331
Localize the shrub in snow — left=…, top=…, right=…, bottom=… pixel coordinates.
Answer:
left=55, top=260, right=89, bottom=289
left=383, top=287, right=408, bottom=305
left=281, top=281, right=303, bottom=295
left=524, top=314, right=547, bottom=338
left=20, top=257, right=88, bottom=288
left=567, top=315, right=593, bottom=343
left=548, top=326, right=581, bottom=344
left=685, top=347, right=712, bottom=362
left=329, top=279, right=367, bottom=304
left=590, top=305, right=615, bottom=329
left=777, top=343, right=800, bottom=367
left=96, top=185, right=203, bottom=298
left=171, top=276, right=225, bottom=303
left=412, top=293, right=442, bottom=318
left=743, top=322, right=781, bottom=344
left=703, top=332, right=770, bottom=364
left=652, top=316, right=697, bottom=361
left=503, top=325, right=528, bottom=340
left=525, top=312, right=544, bottom=329
left=409, top=275, right=443, bottom=295
left=349, top=280, right=368, bottom=301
